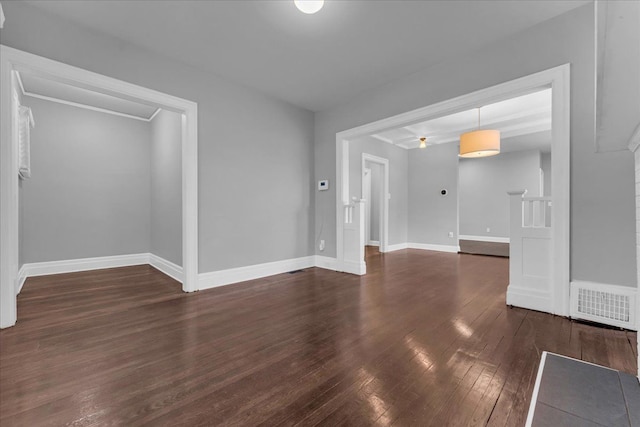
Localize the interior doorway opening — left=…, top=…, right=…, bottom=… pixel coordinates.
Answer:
left=1, top=46, right=199, bottom=328
left=335, top=65, right=570, bottom=318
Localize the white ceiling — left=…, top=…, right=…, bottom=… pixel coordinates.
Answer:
left=365, top=88, right=552, bottom=152
left=18, top=72, right=160, bottom=120
left=23, top=0, right=589, bottom=112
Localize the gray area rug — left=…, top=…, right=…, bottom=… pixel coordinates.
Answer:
left=528, top=352, right=640, bottom=427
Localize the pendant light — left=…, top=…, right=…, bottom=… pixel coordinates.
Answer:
left=294, top=0, right=324, bottom=14
left=419, top=137, right=427, bottom=149
left=459, top=108, right=500, bottom=158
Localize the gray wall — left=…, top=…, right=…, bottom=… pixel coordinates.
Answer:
left=1, top=1, right=315, bottom=272
left=20, top=96, right=151, bottom=263
left=151, top=109, right=182, bottom=266
left=314, top=4, right=636, bottom=287
left=348, top=136, right=408, bottom=246
left=459, top=150, right=541, bottom=239
left=408, top=143, right=459, bottom=246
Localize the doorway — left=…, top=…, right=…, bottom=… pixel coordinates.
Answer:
left=335, top=65, right=570, bottom=317
left=1, top=46, right=199, bottom=328
left=362, top=153, right=389, bottom=253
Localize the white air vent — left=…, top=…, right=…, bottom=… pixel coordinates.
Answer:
left=570, top=281, right=637, bottom=330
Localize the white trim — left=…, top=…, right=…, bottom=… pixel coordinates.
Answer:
left=525, top=351, right=548, bottom=427
left=408, top=243, right=460, bottom=253
left=385, top=243, right=409, bottom=252
left=148, top=107, right=161, bottom=121
left=15, top=69, right=26, bottom=96
left=149, top=253, right=183, bottom=283
left=314, top=255, right=340, bottom=271
left=19, top=253, right=149, bottom=278
left=22, top=91, right=153, bottom=122
left=1, top=45, right=199, bottom=328
left=16, top=265, right=27, bottom=295
left=336, top=64, right=570, bottom=317
left=341, top=260, right=367, bottom=275
left=569, top=280, right=637, bottom=330
left=459, top=234, right=510, bottom=244
left=506, top=286, right=553, bottom=313
left=367, top=240, right=380, bottom=247
left=362, top=153, right=389, bottom=253
left=198, top=256, right=316, bottom=290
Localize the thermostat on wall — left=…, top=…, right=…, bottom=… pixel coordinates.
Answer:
left=318, top=180, right=329, bottom=191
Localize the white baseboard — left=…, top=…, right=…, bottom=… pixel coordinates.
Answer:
left=341, top=260, right=367, bottom=275
left=17, top=253, right=183, bottom=293
left=16, top=265, right=27, bottom=294
left=20, top=253, right=149, bottom=280
left=198, top=256, right=316, bottom=291
left=408, top=243, right=460, bottom=253
left=149, top=254, right=183, bottom=283
left=506, top=285, right=552, bottom=313
left=367, top=240, right=380, bottom=246
left=385, top=243, right=408, bottom=252
left=314, top=255, right=340, bottom=271
left=459, top=234, right=510, bottom=244
left=570, top=281, right=637, bottom=331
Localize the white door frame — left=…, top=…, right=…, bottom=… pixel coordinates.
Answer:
left=336, top=64, right=570, bottom=316
left=363, top=168, right=372, bottom=244
left=361, top=153, right=389, bottom=252
left=0, top=45, right=199, bottom=328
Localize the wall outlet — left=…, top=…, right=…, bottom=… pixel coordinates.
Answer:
left=319, top=239, right=325, bottom=251
left=448, top=231, right=454, bottom=238
left=486, top=227, right=491, bottom=233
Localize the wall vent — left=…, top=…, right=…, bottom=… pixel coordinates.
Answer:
left=570, top=282, right=637, bottom=330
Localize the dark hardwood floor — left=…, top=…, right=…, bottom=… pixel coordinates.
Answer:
left=1, top=249, right=637, bottom=426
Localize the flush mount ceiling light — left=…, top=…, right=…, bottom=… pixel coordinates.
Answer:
left=419, top=137, right=427, bottom=149
left=294, top=0, right=324, bottom=14
left=459, top=108, right=500, bottom=158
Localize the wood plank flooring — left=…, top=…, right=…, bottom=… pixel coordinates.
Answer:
left=1, top=249, right=637, bottom=426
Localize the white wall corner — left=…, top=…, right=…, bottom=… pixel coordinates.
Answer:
left=148, top=253, right=183, bottom=283
left=198, top=256, right=316, bottom=291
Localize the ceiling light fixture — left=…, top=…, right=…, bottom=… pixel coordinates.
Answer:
left=419, top=137, right=427, bottom=149
left=459, top=108, right=500, bottom=158
left=294, top=0, right=324, bottom=14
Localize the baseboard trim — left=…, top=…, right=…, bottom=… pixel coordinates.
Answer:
left=17, top=265, right=27, bottom=294
left=459, top=234, right=510, bottom=244
left=198, top=256, right=316, bottom=291
left=570, top=281, right=637, bottom=331
left=367, top=240, right=380, bottom=246
left=341, top=260, right=366, bottom=275
left=385, top=243, right=408, bottom=252
left=20, top=253, right=150, bottom=280
left=408, top=243, right=460, bottom=253
left=506, top=285, right=552, bottom=313
left=149, top=254, right=183, bottom=283
left=314, top=255, right=340, bottom=272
